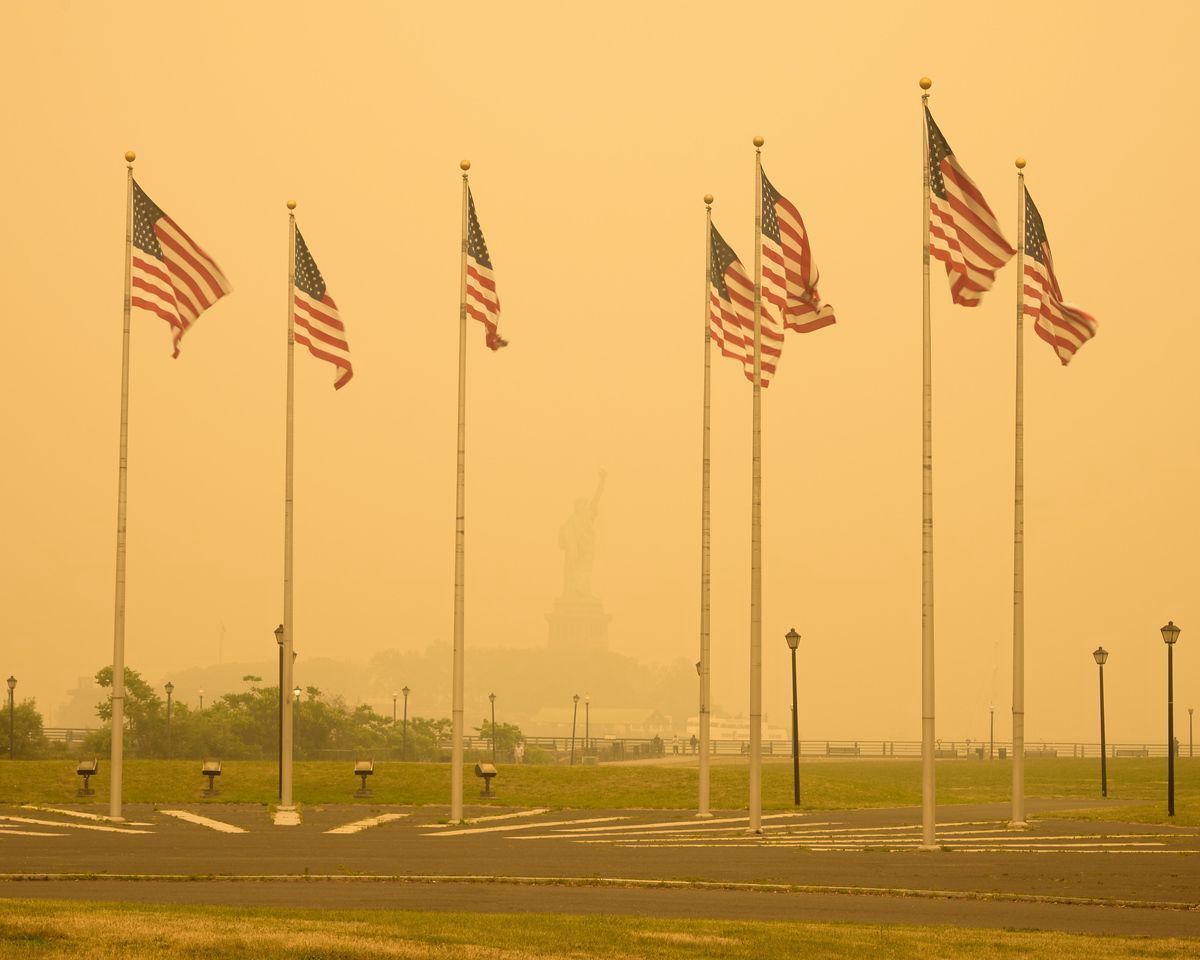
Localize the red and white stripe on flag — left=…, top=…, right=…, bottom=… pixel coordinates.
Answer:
left=466, top=256, right=503, bottom=349
left=130, top=183, right=231, bottom=358
left=925, top=108, right=1014, bottom=306
left=709, top=229, right=782, bottom=387
left=294, top=289, right=353, bottom=390
left=759, top=174, right=836, bottom=335
left=1024, top=255, right=1096, bottom=366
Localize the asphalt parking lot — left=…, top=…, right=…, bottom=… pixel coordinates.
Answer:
left=2, top=798, right=1198, bottom=936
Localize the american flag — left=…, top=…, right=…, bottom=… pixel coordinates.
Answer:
left=130, top=180, right=231, bottom=357
left=759, top=167, right=836, bottom=334
left=466, top=189, right=506, bottom=350
left=293, top=226, right=353, bottom=390
left=1022, top=187, right=1096, bottom=365
left=709, top=222, right=782, bottom=386
left=925, top=107, right=1014, bottom=306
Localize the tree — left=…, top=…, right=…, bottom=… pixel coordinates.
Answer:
left=474, top=719, right=524, bottom=761
left=92, top=666, right=166, bottom=756
left=5, top=698, right=48, bottom=758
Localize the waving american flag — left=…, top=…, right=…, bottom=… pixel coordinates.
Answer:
left=709, top=222, right=782, bottom=386
left=759, top=167, right=836, bottom=334
left=293, top=226, right=353, bottom=389
left=1023, top=187, right=1096, bottom=365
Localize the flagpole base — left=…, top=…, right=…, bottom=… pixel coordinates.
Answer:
left=695, top=812, right=713, bottom=820
left=1007, top=820, right=1030, bottom=831
left=918, top=843, right=941, bottom=852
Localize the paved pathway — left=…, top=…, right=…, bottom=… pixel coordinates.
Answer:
left=1, top=799, right=1198, bottom=936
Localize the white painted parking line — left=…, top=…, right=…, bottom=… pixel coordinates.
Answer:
left=428, top=816, right=627, bottom=838
left=159, top=810, right=246, bottom=834
left=513, top=822, right=841, bottom=842
left=425, top=808, right=551, bottom=827
left=325, top=813, right=410, bottom=835
left=20, top=805, right=153, bottom=826
left=0, top=815, right=150, bottom=835
left=0, top=828, right=65, bottom=837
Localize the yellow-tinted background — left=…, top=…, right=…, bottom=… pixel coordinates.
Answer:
left=1, top=1, right=1196, bottom=742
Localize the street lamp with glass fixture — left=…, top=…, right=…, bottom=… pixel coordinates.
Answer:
left=784, top=629, right=801, bottom=806
left=1092, top=647, right=1108, bottom=797
left=489, top=692, right=497, bottom=763
left=989, top=705, right=994, bottom=760
left=164, top=681, right=175, bottom=759
left=401, top=686, right=411, bottom=760
left=198, top=688, right=204, bottom=712
left=293, top=685, right=302, bottom=757
left=6, top=676, right=16, bottom=761
left=275, top=624, right=285, bottom=801
left=1162, top=620, right=1180, bottom=816
left=584, top=694, right=591, bottom=753
left=570, top=693, right=580, bottom=765
left=392, top=692, right=398, bottom=724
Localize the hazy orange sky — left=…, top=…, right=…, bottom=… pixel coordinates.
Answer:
left=2, top=1, right=1197, bottom=743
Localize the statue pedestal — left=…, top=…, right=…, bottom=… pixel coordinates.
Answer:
left=547, top=597, right=610, bottom=652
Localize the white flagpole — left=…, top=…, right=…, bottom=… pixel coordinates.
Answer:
left=919, top=77, right=937, bottom=850
left=749, top=136, right=765, bottom=834
left=450, top=160, right=470, bottom=823
left=281, top=199, right=297, bottom=809
left=698, top=193, right=714, bottom=819
left=1010, top=158, right=1028, bottom=829
left=109, top=150, right=135, bottom=821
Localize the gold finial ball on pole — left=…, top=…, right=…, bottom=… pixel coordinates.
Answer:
left=124, top=151, right=136, bottom=163
left=460, top=159, right=471, bottom=171
left=286, top=200, right=296, bottom=210
left=753, top=136, right=764, bottom=148
left=919, top=77, right=932, bottom=90
left=1015, top=157, right=1026, bottom=169
left=703, top=193, right=714, bottom=205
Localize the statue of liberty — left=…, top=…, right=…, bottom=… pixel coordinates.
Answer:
left=558, top=470, right=606, bottom=600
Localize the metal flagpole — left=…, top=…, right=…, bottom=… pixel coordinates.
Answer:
left=109, top=150, right=135, bottom=821
left=1010, top=159, right=1028, bottom=829
left=919, top=78, right=937, bottom=850
left=698, top=193, right=714, bottom=819
left=281, top=199, right=297, bottom=809
left=749, top=136, right=765, bottom=834
left=450, top=160, right=470, bottom=822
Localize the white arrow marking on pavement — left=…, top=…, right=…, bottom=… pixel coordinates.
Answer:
left=424, top=808, right=550, bottom=827
left=428, top=816, right=627, bottom=837
left=0, top=815, right=149, bottom=835
left=159, top=810, right=246, bottom=834
left=325, top=813, right=410, bottom=835
left=20, top=805, right=153, bottom=826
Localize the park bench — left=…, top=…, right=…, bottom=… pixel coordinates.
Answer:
left=826, top=743, right=861, bottom=756
left=1115, top=747, right=1149, bottom=758
left=1025, top=749, right=1058, bottom=758
left=934, top=748, right=959, bottom=758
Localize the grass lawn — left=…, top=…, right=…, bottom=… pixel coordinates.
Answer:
left=0, top=757, right=1195, bottom=824
left=0, top=899, right=1196, bottom=959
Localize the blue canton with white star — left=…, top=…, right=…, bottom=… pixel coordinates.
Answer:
left=132, top=180, right=165, bottom=259
left=467, top=190, right=492, bottom=269
left=293, top=227, right=326, bottom=301
left=760, top=169, right=782, bottom=245
left=924, top=106, right=953, bottom=200
left=1022, top=187, right=1048, bottom=264
left=709, top=225, right=739, bottom=301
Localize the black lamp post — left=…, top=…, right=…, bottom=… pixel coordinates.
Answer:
left=1162, top=620, right=1180, bottom=817
left=392, top=692, right=398, bottom=724
left=164, top=681, right=175, bottom=760
left=584, top=694, right=591, bottom=753
left=275, top=624, right=285, bottom=801
left=1190, top=707, right=1194, bottom=759
left=785, top=629, right=801, bottom=806
left=293, top=685, right=302, bottom=758
left=401, top=686, right=410, bottom=760
left=570, top=693, right=580, bottom=765
left=6, top=676, right=16, bottom=761
left=198, top=688, right=204, bottom=712
left=989, top=705, right=994, bottom=760
left=1093, top=647, right=1108, bottom=797
left=489, top=692, right=497, bottom=763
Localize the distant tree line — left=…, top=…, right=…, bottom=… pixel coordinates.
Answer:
left=68, top=667, right=533, bottom=762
